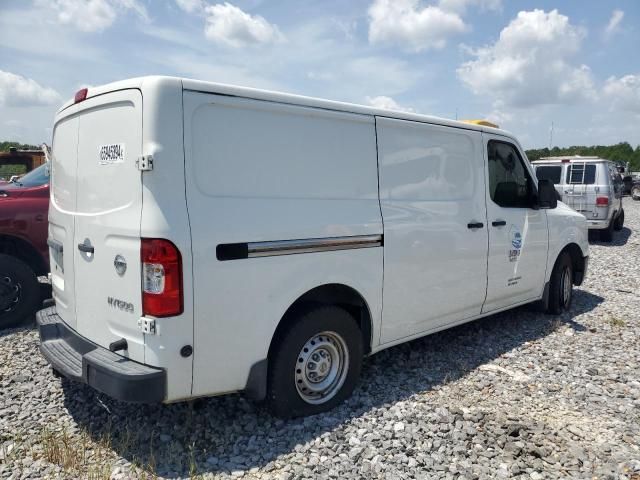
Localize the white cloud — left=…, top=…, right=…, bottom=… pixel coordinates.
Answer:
left=604, top=9, right=624, bottom=38
left=175, top=0, right=205, bottom=14
left=4, top=120, right=24, bottom=128
left=485, top=101, right=513, bottom=126
left=365, top=95, right=415, bottom=112
left=368, top=0, right=467, bottom=52
left=603, top=74, right=640, bottom=113
left=36, top=0, right=148, bottom=32
left=438, top=0, right=501, bottom=14
left=203, top=3, right=284, bottom=47
left=0, top=70, right=62, bottom=107
left=457, top=9, right=596, bottom=107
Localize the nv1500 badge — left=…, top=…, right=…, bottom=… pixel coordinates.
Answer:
left=107, top=297, right=134, bottom=313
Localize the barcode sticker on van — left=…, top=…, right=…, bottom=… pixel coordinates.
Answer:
left=98, top=144, right=125, bottom=165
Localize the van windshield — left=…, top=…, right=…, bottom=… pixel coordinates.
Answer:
left=567, top=164, right=596, bottom=184
left=535, top=166, right=562, bottom=184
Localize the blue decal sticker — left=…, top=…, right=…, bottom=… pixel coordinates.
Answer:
left=512, top=231, right=522, bottom=249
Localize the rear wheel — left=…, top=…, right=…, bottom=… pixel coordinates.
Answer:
left=546, top=252, right=573, bottom=315
left=0, top=254, right=40, bottom=329
left=632, top=186, right=640, bottom=201
left=614, top=209, right=624, bottom=231
left=267, top=306, right=363, bottom=418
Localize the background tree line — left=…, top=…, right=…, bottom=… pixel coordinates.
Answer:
left=0, top=141, right=40, bottom=152
left=526, top=142, right=640, bottom=171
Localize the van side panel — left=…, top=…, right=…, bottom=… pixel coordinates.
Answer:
left=377, top=118, right=489, bottom=343
left=138, top=78, right=195, bottom=401
left=183, top=92, right=383, bottom=396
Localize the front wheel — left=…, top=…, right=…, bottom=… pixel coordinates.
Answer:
left=546, top=252, right=573, bottom=315
left=267, top=306, right=363, bottom=418
left=0, top=254, right=40, bottom=329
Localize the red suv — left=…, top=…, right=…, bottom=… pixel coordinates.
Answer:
left=0, top=164, right=50, bottom=328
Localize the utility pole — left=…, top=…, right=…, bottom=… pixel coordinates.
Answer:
left=549, top=121, right=554, bottom=150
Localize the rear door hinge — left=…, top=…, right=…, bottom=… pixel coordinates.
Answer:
left=136, top=155, right=154, bottom=171
left=138, top=317, right=156, bottom=334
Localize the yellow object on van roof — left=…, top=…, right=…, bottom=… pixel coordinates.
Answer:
left=461, top=119, right=499, bottom=128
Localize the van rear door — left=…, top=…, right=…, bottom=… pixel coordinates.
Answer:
left=564, top=162, right=599, bottom=219
left=49, top=114, right=79, bottom=330
left=51, top=89, right=145, bottom=362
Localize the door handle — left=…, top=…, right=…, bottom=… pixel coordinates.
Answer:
left=467, top=222, right=484, bottom=229
left=492, top=220, right=507, bottom=227
left=78, top=243, right=94, bottom=254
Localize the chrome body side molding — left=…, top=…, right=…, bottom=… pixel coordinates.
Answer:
left=217, top=235, right=383, bottom=261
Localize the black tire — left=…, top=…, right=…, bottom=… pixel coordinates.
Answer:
left=0, top=254, right=40, bottom=329
left=632, top=186, right=640, bottom=201
left=600, top=218, right=614, bottom=242
left=614, top=209, right=624, bottom=231
left=267, top=306, right=363, bottom=418
left=546, top=252, right=573, bottom=315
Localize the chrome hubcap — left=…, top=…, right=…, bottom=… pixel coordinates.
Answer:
left=561, top=267, right=572, bottom=309
left=295, top=331, right=349, bottom=404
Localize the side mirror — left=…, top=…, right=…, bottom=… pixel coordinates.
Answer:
left=537, top=179, right=557, bottom=209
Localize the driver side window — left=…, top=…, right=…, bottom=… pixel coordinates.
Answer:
left=487, top=140, right=533, bottom=208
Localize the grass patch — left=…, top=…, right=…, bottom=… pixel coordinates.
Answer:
left=607, top=316, right=626, bottom=327
left=35, top=423, right=160, bottom=479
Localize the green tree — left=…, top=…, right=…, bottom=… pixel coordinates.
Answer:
left=0, top=141, right=40, bottom=152
left=526, top=142, right=640, bottom=171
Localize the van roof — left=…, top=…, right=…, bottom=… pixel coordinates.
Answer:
left=532, top=156, right=610, bottom=164
left=57, top=75, right=515, bottom=139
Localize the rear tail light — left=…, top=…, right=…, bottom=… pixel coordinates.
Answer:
left=141, top=238, right=183, bottom=317
left=596, top=196, right=609, bottom=206
left=74, top=88, right=88, bottom=103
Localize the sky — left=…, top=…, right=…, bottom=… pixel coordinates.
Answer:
left=0, top=0, right=639, bottom=150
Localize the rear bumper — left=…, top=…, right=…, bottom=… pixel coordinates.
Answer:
left=36, top=306, right=166, bottom=403
left=586, top=219, right=609, bottom=230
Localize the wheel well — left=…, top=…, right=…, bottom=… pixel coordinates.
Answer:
left=0, top=235, right=47, bottom=276
left=560, top=243, right=585, bottom=286
left=268, top=284, right=374, bottom=359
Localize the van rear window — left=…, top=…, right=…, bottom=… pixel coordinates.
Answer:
left=535, top=166, right=561, bottom=184
left=567, top=164, right=596, bottom=184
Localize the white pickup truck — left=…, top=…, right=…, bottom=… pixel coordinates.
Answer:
left=38, top=77, right=589, bottom=417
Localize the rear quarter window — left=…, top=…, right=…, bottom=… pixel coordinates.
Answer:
left=535, top=166, right=562, bottom=184
left=567, top=164, right=596, bottom=184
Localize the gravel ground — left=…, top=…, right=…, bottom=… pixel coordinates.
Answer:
left=1, top=201, right=639, bottom=480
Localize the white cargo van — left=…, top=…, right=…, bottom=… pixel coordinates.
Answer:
left=38, top=77, right=588, bottom=417
left=532, top=156, right=624, bottom=241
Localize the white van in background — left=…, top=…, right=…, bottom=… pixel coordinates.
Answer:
left=532, top=156, right=624, bottom=241
left=38, top=77, right=588, bottom=417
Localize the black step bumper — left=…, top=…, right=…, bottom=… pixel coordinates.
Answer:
left=36, top=306, right=166, bottom=403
